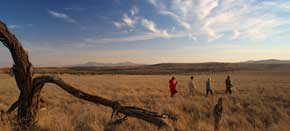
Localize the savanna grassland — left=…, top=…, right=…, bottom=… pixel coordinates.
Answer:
left=0, top=69, right=290, bottom=131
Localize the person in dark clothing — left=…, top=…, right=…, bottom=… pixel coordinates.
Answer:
left=206, top=78, right=214, bottom=97
left=225, top=76, right=233, bottom=95
left=213, top=97, right=223, bottom=131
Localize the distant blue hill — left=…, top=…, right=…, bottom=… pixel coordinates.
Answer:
left=70, top=61, right=140, bottom=67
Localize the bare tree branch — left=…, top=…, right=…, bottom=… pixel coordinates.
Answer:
left=32, top=75, right=169, bottom=127
left=6, top=100, right=19, bottom=113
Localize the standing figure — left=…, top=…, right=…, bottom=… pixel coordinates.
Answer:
left=225, top=76, right=233, bottom=95
left=213, top=98, right=223, bottom=131
left=206, top=78, right=214, bottom=97
left=169, top=77, right=178, bottom=97
left=188, top=76, right=196, bottom=96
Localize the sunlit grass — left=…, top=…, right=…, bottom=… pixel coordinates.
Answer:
left=0, top=70, right=289, bottom=131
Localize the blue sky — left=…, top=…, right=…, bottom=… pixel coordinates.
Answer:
left=0, top=0, right=290, bottom=67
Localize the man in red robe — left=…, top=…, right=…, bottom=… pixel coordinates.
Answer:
left=169, top=77, right=178, bottom=97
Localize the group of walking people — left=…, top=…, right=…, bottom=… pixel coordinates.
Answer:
left=168, top=75, right=233, bottom=131
left=168, top=75, right=233, bottom=97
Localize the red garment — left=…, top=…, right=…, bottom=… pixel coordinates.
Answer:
left=169, top=79, right=177, bottom=93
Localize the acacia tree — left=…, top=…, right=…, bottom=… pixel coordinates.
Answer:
left=0, top=21, right=173, bottom=128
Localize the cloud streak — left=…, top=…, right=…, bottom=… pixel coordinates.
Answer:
left=8, top=24, right=21, bottom=29
left=48, top=10, right=76, bottom=23
left=141, top=19, right=169, bottom=37
left=63, top=7, right=84, bottom=11
left=85, top=32, right=167, bottom=44
left=147, top=0, right=290, bottom=41
left=106, top=6, right=171, bottom=44
left=83, top=0, right=290, bottom=45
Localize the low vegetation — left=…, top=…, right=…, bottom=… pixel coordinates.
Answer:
left=1, top=70, right=289, bottom=130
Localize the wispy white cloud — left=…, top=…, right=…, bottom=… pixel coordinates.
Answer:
left=8, top=24, right=35, bottom=30
left=159, top=10, right=191, bottom=30
left=8, top=24, right=21, bottom=29
left=114, top=7, right=140, bottom=28
left=203, top=11, right=234, bottom=40
left=113, top=21, right=125, bottom=29
left=201, top=1, right=290, bottom=40
left=261, top=1, right=290, bottom=12
left=110, top=6, right=170, bottom=43
left=188, top=33, right=197, bottom=41
left=63, top=7, right=84, bottom=11
left=148, top=0, right=158, bottom=7
left=130, top=6, right=139, bottom=16
left=85, top=32, right=165, bottom=44
left=148, top=0, right=220, bottom=40
left=147, top=0, right=290, bottom=41
left=195, top=0, right=219, bottom=19
left=113, top=7, right=139, bottom=29
left=232, top=30, right=240, bottom=40
left=47, top=10, right=76, bottom=23
left=122, top=14, right=137, bottom=27
left=141, top=18, right=169, bottom=37
left=84, top=31, right=189, bottom=45
left=148, top=0, right=192, bottom=30
left=93, top=0, right=290, bottom=45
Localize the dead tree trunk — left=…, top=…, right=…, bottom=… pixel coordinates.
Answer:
left=0, top=21, right=36, bottom=126
left=0, top=21, right=172, bottom=128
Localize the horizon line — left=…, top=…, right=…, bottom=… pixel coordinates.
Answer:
left=1, top=59, right=290, bottom=68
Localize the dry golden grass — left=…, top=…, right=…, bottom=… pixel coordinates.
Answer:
left=0, top=70, right=290, bottom=131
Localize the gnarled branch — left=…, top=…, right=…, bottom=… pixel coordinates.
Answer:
left=32, top=75, right=169, bottom=127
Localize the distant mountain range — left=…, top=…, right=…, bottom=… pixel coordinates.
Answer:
left=69, top=59, right=290, bottom=67
left=70, top=61, right=140, bottom=67
left=243, top=59, right=290, bottom=64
